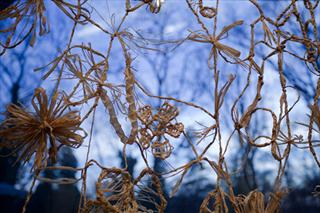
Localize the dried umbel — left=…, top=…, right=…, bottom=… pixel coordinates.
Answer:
left=0, top=88, right=85, bottom=170
left=137, top=102, right=184, bottom=159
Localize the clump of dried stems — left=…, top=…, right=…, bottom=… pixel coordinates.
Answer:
left=0, top=0, right=319, bottom=212
left=84, top=167, right=166, bottom=213
left=0, top=88, right=85, bottom=171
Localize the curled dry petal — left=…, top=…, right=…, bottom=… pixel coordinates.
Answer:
left=139, top=128, right=152, bottom=149
left=156, top=102, right=179, bottom=124
left=166, top=123, right=184, bottom=138
left=151, top=140, right=173, bottom=160
left=137, top=105, right=153, bottom=125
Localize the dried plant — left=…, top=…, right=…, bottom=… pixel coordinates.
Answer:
left=137, top=102, right=184, bottom=159
left=0, top=0, right=49, bottom=54
left=235, top=190, right=286, bottom=213
left=84, top=167, right=166, bottom=213
left=0, top=88, right=85, bottom=170
left=0, top=0, right=319, bottom=212
left=198, top=0, right=216, bottom=19
left=86, top=168, right=138, bottom=213
left=0, top=0, right=92, bottom=54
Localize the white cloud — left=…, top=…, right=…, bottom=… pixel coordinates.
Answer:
left=77, top=25, right=101, bottom=38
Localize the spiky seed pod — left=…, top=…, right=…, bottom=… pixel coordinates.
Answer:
left=0, top=88, right=85, bottom=171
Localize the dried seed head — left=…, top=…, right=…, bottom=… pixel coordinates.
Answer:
left=0, top=88, right=85, bottom=171
left=151, top=140, right=173, bottom=160
left=85, top=168, right=167, bottom=213
left=137, top=103, right=184, bottom=158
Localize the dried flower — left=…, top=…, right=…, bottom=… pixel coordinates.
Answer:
left=0, top=88, right=85, bottom=170
left=137, top=102, right=184, bottom=159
